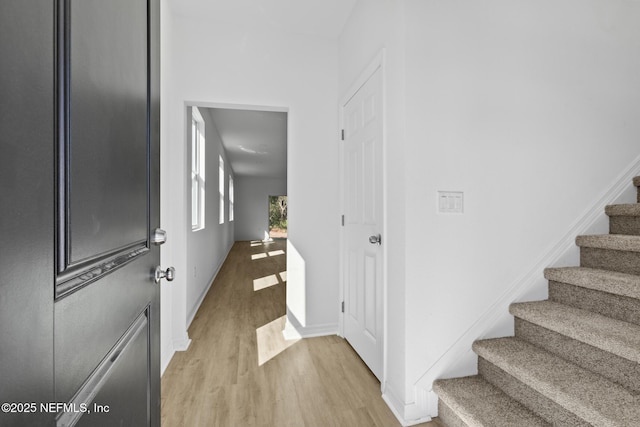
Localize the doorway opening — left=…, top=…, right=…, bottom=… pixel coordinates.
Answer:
left=268, top=195, right=287, bottom=239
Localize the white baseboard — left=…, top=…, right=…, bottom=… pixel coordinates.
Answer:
left=186, top=242, right=234, bottom=328
left=408, top=154, right=640, bottom=419
left=160, top=335, right=192, bottom=377
left=282, top=317, right=338, bottom=340
left=162, top=243, right=232, bottom=377
left=173, top=336, right=192, bottom=351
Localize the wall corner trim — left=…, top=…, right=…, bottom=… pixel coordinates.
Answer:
left=160, top=345, right=175, bottom=376
left=382, top=383, right=432, bottom=427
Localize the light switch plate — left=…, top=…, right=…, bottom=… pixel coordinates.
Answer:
left=438, top=191, right=464, bottom=214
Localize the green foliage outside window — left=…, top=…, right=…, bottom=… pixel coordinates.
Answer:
left=269, top=196, right=287, bottom=234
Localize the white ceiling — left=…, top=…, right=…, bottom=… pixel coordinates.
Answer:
left=206, top=108, right=288, bottom=178
left=168, top=0, right=358, bottom=39
left=174, top=1, right=359, bottom=179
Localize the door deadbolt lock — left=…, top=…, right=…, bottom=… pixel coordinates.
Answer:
left=151, top=228, right=167, bottom=245
left=155, top=266, right=175, bottom=284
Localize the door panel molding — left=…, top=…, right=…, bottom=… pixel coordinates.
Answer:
left=54, top=0, right=151, bottom=299
left=56, top=307, right=149, bottom=427
left=340, top=54, right=385, bottom=380
left=55, top=244, right=149, bottom=299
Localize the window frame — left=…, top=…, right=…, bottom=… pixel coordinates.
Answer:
left=229, top=174, right=234, bottom=222
left=191, top=106, right=205, bottom=231
left=219, top=155, right=225, bottom=225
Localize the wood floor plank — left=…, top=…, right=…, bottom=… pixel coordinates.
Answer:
left=161, top=240, right=437, bottom=426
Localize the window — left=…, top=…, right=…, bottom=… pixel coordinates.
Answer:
left=268, top=195, right=287, bottom=239
left=191, top=107, right=205, bottom=231
left=229, top=175, right=234, bottom=222
left=219, top=155, right=225, bottom=224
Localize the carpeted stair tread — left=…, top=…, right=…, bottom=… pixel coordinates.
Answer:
left=473, top=337, right=640, bottom=426
left=606, top=204, right=640, bottom=216
left=510, top=300, right=640, bottom=363
left=434, top=176, right=640, bottom=424
left=576, top=234, right=640, bottom=252
left=607, top=205, right=640, bottom=235
left=544, top=267, right=640, bottom=300
left=433, top=376, right=549, bottom=427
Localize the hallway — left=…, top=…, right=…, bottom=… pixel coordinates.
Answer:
left=161, top=240, right=430, bottom=426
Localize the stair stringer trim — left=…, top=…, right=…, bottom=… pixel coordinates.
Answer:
left=411, top=153, right=640, bottom=420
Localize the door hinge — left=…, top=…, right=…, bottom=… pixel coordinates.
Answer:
left=341, top=129, right=345, bottom=140
left=341, top=301, right=345, bottom=313
left=341, top=215, right=345, bottom=226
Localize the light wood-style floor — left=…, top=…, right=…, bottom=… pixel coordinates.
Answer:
left=161, top=240, right=439, bottom=427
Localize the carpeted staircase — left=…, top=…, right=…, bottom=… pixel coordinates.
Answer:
left=433, top=176, right=640, bottom=426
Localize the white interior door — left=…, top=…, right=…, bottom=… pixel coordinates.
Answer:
left=342, top=66, right=384, bottom=380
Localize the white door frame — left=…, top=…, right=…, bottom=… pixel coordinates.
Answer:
left=338, top=50, right=387, bottom=389
left=161, top=100, right=289, bottom=373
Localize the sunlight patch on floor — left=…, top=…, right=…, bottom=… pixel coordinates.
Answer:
left=253, top=274, right=279, bottom=291
left=256, top=315, right=300, bottom=366
left=250, top=249, right=285, bottom=261
left=278, top=271, right=287, bottom=282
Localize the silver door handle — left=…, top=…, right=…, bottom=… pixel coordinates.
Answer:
left=369, top=234, right=381, bottom=245
left=155, top=266, right=175, bottom=283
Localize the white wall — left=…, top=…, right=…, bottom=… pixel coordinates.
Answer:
left=403, top=0, right=640, bottom=421
left=163, top=0, right=640, bottom=421
left=185, top=107, right=235, bottom=323
left=341, top=0, right=640, bottom=423
left=161, top=11, right=340, bottom=366
left=234, top=176, right=287, bottom=241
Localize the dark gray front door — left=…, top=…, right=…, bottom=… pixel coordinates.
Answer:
left=0, top=1, right=161, bottom=426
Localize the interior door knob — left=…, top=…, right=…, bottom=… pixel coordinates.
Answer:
left=369, top=234, right=381, bottom=245
left=154, top=266, right=175, bottom=283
